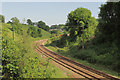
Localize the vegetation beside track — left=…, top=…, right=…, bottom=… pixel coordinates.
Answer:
left=1, top=1, right=120, bottom=79
left=45, top=2, right=120, bottom=78
left=45, top=41, right=119, bottom=77
left=1, top=22, right=68, bottom=78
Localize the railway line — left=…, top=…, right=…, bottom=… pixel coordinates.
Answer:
left=35, top=39, right=120, bottom=80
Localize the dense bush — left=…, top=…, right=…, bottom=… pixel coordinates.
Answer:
left=51, top=33, right=68, bottom=48
left=81, top=42, right=120, bottom=72
left=0, top=15, right=5, bottom=23
left=37, top=21, right=49, bottom=31
left=27, top=26, right=42, bottom=38
left=2, top=23, right=56, bottom=78
left=2, top=34, right=22, bottom=78
left=73, top=49, right=97, bottom=63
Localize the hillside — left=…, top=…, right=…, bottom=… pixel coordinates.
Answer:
left=31, top=28, right=51, bottom=41
left=1, top=23, right=68, bottom=78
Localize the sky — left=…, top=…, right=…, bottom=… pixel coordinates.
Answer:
left=2, top=2, right=106, bottom=26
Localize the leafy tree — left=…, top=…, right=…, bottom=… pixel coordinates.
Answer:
left=7, top=21, right=12, bottom=24
left=96, top=2, right=120, bottom=71
left=11, top=17, right=23, bottom=34
left=0, top=15, right=5, bottom=23
left=67, top=8, right=97, bottom=42
left=27, top=26, right=42, bottom=38
left=11, top=17, right=20, bottom=24
left=50, top=25, right=58, bottom=29
left=37, top=28, right=42, bottom=37
left=98, top=2, right=120, bottom=45
left=44, top=25, right=49, bottom=31
left=37, top=21, right=46, bottom=28
left=27, top=19, right=33, bottom=25
left=37, top=21, right=49, bottom=31
left=50, top=24, right=66, bottom=30
left=80, top=21, right=85, bottom=49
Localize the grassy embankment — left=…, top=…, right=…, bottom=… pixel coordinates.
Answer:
left=45, top=39, right=119, bottom=78
left=2, top=23, right=69, bottom=78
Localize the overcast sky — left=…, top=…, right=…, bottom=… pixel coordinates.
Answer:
left=2, top=2, right=106, bottom=26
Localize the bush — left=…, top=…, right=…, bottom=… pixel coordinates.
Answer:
left=27, top=26, right=42, bottom=38
left=2, top=35, right=22, bottom=78
left=73, top=49, right=97, bottom=63
left=56, top=34, right=68, bottom=48
left=97, top=53, right=113, bottom=65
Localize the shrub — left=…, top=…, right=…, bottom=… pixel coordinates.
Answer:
left=73, top=49, right=97, bottom=63
left=27, top=26, right=42, bottom=38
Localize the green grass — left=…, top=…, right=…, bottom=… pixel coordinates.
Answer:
left=45, top=41, right=120, bottom=78
left=49, top=63, right=69, bottom=78
left=2, top=23, right=68, bottom=78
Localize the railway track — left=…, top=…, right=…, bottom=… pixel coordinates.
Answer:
left=35, top=39, right=120, bottom=80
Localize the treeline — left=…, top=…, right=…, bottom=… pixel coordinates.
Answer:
left=7, top=18, right=50, bottom=32
left=27, top=19, right=49, bottom=31
left=50, top=1, right=120, bottom=72
left=7, top=17, right=42, bottom=38
left=6, top=17, right=50, bottom=38
left=50, top=24, right=68, bottom=31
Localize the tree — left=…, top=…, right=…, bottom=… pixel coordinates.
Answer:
left=96, top=2, right=120, bottom=72
left=37, top=21, right=49, bottom=31
left=11, top=17, right=23, bottom=34
left=27, top=26, right=42, bottom=38
left=7, top=21, right=12, bottom=24
left=27, top=19, right=33, bottom=25
left=37, top=28, right=42, bottom=37
left=80, top=21, right=85, bottom=49
left=98, top=2, right=120, bottom=44
left=44, top=25, right=49, bottom=31
left=11, top=17, right=20, bottom=24
left=50, top=25, right=58, bottom=29
left=11, top=17, right=20, bottom=40
left=37, top=21, right=46, bottom=28
left=0, top=15, right=5, bottom=23
left=67, top=8, right=96, bottom=42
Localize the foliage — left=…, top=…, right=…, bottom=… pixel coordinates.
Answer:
left=50, top=24, right=68, bottom=32
left=2, top=31, right=22, bottom=78
left=7, top=21, right=12, bottom=24
left=66, top=8, right=98, bottom=42
left=11, top=17, right=20, bottom=24
left=1, top=23, right=60, bottom=78
left=71, top=2, right=120, bottom=72
left=50, top=25, right=58, bottom=29
left=48, top=4, right=120, bottom=76
left=27, top=19, right=33, bottom=25
left=50, top=30, right=59, bottom=34
left=11, top=17, right=23, bottom=35
left=55, top=34, right=68, bottom=48
left=97, top=2, right=120, bottom=46
left=50, top=30, right=63, bottom=35
left=37, top=21, right=49, bottom=31
left=0, top=15, right=5, bottom=23
left=91, top=1, right=120, bottom=72
left=27, top=26, right=42, bottom=38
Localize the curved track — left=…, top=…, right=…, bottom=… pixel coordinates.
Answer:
left=35, top=39, right=120, bottom=80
